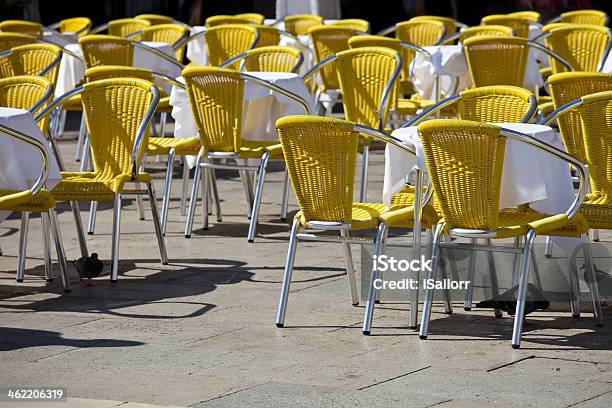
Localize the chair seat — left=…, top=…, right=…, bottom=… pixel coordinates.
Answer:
left=580, top=194, right=612, bottom=229
left=239, top=140, right=284, bottom=159
left=380, top=187, right=441, bottom=228
left=0, top=189, right=55, bottom=212
left=156, top=96, right=172, bottom=112
left=52, top=171, right=152, bottom=202
left=148, top=136, right=201, bottom=156
left=396, top=95, right=458, bottom=116
left=61, top=93, right=82, bottom=111
left=294, top=202, right=388, bottom=231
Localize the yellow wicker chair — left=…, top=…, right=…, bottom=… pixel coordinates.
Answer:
left=328, top=19, right=370, bottom=33
left=0, top=122, right=70, bottom=291
left=38, top=78, right=168, bottom=281
left=0, top=20, right=43, bottom=38
left=0, top=75, right=54, bottom=134
left=205, top=24, right=259, bottom=67
left=79, top=35, right=134, bottom=68
left=58, top=17, right=92, bottom=36
left=559, top=10, right=608, bottom=25
left=396, top=20, right=446, bottom=47
left=459, top=25, right=514, bottom=42
left=409, top=15, right=457, bottom=39
left=0, top=32, right=36, bottom=51
left=107, top=18, right=150, bottom=40
left=141, top=23, right=189, bottom=61
left=284, top=14, right=323, bottom=36
left=481, top=15, right=531, bottom=38
left=508, top=11, right=541, bottom=22
left=543, top=25, right=610, bottom=74
left=221, top=45, right=303, bottom=73
left=235, top=13, right=265, bottom=24
left=416, top=119, right=600, bottom=348
left=135, top=14, right=174, bottom=26
left=182, top=66, right=310, bottom=242
left=463, top=36, right=530, bottom=87
left=251, top=25, right=281, bottom=48
left=0, top=43, right=63, bottom=86
left=205, top=15, right=253, bottom=27
left=273, top=115, right=440, bottom=330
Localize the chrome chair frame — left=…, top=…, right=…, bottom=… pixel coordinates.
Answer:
left=220, top=48, right=305, bottom=73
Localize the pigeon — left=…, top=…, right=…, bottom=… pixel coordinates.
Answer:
left=75, top=253, right=104, bottom=282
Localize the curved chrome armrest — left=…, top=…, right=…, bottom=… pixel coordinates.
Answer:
left=126, top=30, right=144, bottom=39
left=402, top=94, right=461, bottom=127
left=546, top=16, right=562, bottom=24
left=38, top=49, right=63, bottom=78
left=240, top=73, right=311, bottom=114
left=456, top=22, right=469, bottom=30
left=539, top=97, right=583, bottom=126
left=500, top=127, right=587, bottom=220
left=46, top=22, right=61, bottom=30
left=90, top=23, right=109, bottom=34
left=376, top=24, right=397, bottom=37
left=249, top=30, right=261, bottom=50
left=278, top=30, right=309, bottom=47
left=43, top=28, right=79, bottom=44
left=170, top=31, right=190, bottom=50
left=378, top=52, right=403, bottom=129
left=133, top=41, right=185, bottom=69
left=300, top=54, right=336, bottom=83
left=151, top=72, right=185, bottom=89
left=0, top=123, right=49, bottom=196
left=131, top=84, right=160, bottom=180
left=527, top=41, right=573, bottom=72
left=29, top=82, right=56, bottom=115
left=439, top=32, right=461, bottom=45
left=173, top=28, right=207, bottom=50
left=220, top=51, right=249, bottom=69
left=598, top=40, right=611, bottom=72
left=398, top=41, right=433, bottom=85
left=434, top=26, right=448, bottom=45
left=34, top=86, right=84, bottom=122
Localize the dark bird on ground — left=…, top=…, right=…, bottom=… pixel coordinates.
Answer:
left=75, top=253, right=104, bottom=281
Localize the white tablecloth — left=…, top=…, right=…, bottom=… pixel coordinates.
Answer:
left=170, top=71, right=315, bottom=167
left=384, top=122, right=577, bottom=252
left=0, top=108, right=62, bottom=222
left=55, top=41, right=181, bottom=97
left=412, top=45, right=544, bottom=101
left=43, top=30, right=77, bottom=48
left=602, top=52, right=612, bottom=73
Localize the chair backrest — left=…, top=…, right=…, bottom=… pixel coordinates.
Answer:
left=560, top=10, right=608, bottom=25
left=458, top=86, right=535, bottom=123
left=141, top=24, right=189, bottom=60
left=577, top=91, right=612, bottom=196
left=205, top=15, right=253, bottom=27
left=242, top=45, right=302, bottom=73
left=0, top=33, right=36, bottom=52
left=253, top=25, right=281, bottom=47
left=348, top=35, right=409, bottom=87
left=409, top=16, right=457, bottom=36
left=205, top=24, right=258, bottom=67
left=235, top=13, right=265, bottom=24
left=309, top=25, right=356, bottom=90
left=79, top=35, right=134, bottom=68
left=0, top=43, right=62, bottom=85
left=544, top=25, right=610, bottom=74
left=463, top=36, right=529, bottom=87
left=0, top=75, right=53, bottom=133
left=85, top=65, right=154, bottom=82
left=548, top=72, right=612, bottom=164
left=107, top=18, right=151, bottom=40
left=328, top=19, right=370, bottom=33
left=481, top=15, right=530, bottom=38
left=276, top=115, right=358, bottom=224
left=336, top=47, right=399, bottom=129
left=59, top=17, right=92, bottom=36
left=459, top=25, right=513, bottom=42
left=182, top=66, right=244, bottom=153
left=81, top=78, right=156, bottom=179
left=284, top=14, right=323, bottom=36
left=508, top=11, right=541, bottom=22
left=135, top=14, right=174, bottom=26
left=0, top=20, right=43, bottom=38
left=396, top=20, right=446, bottom=46
left=419, top=119, right=506, bottom=231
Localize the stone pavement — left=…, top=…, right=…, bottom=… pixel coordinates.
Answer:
left=1, top=130, right=611, bottom=408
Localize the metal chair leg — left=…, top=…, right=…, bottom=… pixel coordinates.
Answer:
left=568, top=252, right=581, bottom=318
left=110, top=194, right=122, bottom=282
left=280, top=168, right=290, bottom=221
left=276, top=219, right=300, bottom=327
left=439, top=248, right=454, bottom=314
left=247, top=152, right=270, bottom=242
left=75, top=114, right=86, bottom=162
left=184, top=155, right=202, bottom=238
left=48, top=209, right=70, bottom=292
left=592, top=229, right=599, bottom=242
left=544, top=236, right=553, bottom=257
left=363, top=223, right=388, bottom=335
left=180, top=158, right=189, bottom=217
left=87, top=201, right=97, bottom=235
left=209, top=167, right=222, bottom=222
left=201, top=163, right=210, bottom=230
left=41, top=213, right=53, bottom=282
left=80, top=134, right=90, bottom=171
left=419, top=223, right=445, bottom=339
left=464, top=238, right=477, bottom=311
left=582, top=233, right=604, bottom=326
left=135, top=183, right=146, bottom=220
left=16, top=212, right=30, bottom=282
left=485, top=238, right=503, bottom=318
left=511, top=229, right=537, bottom=349
left=359, top=145, right=369, bottom=202
left=159, top=112, right=167, bottom=137
left=240, top=159, right=254, bottom=217
left=49, top=133, right=65, bottom=171
left=161, top=149, right=176, bottom=236
left=340, top=229, right=359, bottom=306
left=147, top=183, right=168, bottom=265
left=70, top=201, right=88, bottom=258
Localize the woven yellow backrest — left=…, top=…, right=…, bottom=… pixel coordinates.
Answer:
left=276, top=115, right=358, bottom=224
left=409, top=16, right=457, bottom=36
left=459, top=25, right=514, bottom=42
left=0, top=44, right=62, bottom=85
left=549, top=72, right=612, bottom=164
left=336, top=47, right=398, bottom=129
left=0, top=75, right=53, bottom=133
left=205, top=24, right=258, bottom=67
left=458, top=86, right=534, bottom=123
left=183, top=66, right=243, bottom=153
left=481, top=15, right=530, bottom=38
left=85, top=65, right=154, bottom=82
left=235, top=13, right=265, bottom=24
left=59, top=17, right=92, bottom=36
left=508, top=11, right=541, bottom=22
left=0, top=33, right=36, bottom=52
left=544, top=25, right=610, bottom=74
left=252, top=25, right=280, bottom=47
left=205, top=15, right=253, bottom=27
left=141, top=24, right=188, bottom=60
left=579, top=91, right=612, bottom=196
left=395, top=20, right=445, bottom=71
left=348, top=36, right=406, bottom=83
left=81, top=78, right=155, bottom=180
left=284, top=15, right=323, bottom=36
left=309, top=26, right=356, bottom=90
left=136, top=14, right=174, bottom=26
left=419, top=119, right=506, bottom=231
left=79, top=35, right=134, bottom=68
left=0, top=20, right=43, bottom=38
left=329, top=19, right=370, bottom=33
left=243, top=46, right=301, bottom=72
left=107, top=18, right=150, bottom=40
left=560, top=10, right=608, bottom=25
left=463, top=36, right=528, bottom=87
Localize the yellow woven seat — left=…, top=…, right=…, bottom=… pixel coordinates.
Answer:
left=0, top=189, right=55, bottom=212
left=384, top=185, right=442, bottom=228
left=396, top=95, right=458, bottom=116
left=494, top=206, right=588, bottom=239
left=147, top=137, right=201, bottom=156
left=53, top=171, right=152, bottom=202
left=580, top=194, right=612, bottom=230
left=239, top=140, right=284, bottom=159
left=61, top=93, right=83, bottom=111
left=294, top=202, right=387, bottom=230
